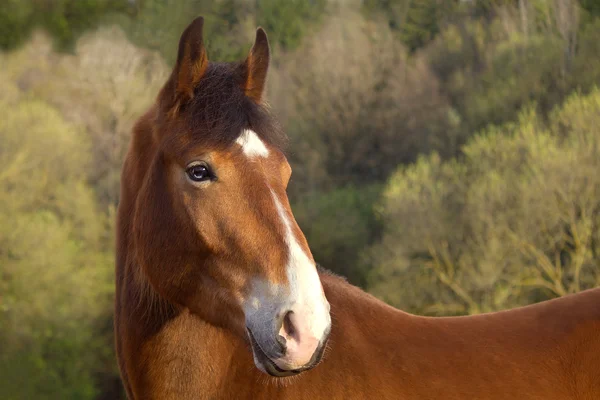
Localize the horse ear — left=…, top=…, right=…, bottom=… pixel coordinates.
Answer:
left=162, top=16, right=208, bottom=114
left=242, top=28, right=270, bottom=103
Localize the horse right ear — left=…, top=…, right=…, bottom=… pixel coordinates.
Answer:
left=160, top=16, right=209, bottom=116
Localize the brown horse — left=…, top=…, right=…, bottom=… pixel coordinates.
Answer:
left=115, top=17, right=600, bottom=399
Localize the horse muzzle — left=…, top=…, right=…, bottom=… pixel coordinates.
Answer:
left=247, top=324, right=330, bottom=377
left=243, top=276, right=332, bottom=376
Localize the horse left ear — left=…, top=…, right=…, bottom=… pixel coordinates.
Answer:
left=242, top=28, right=270, bottom=103
left=159, top=16, right=209, bottom=116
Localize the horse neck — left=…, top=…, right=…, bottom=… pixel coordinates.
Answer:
left=116, top=105, right=180, bottom=331
left=319, top=270, right=410, bottom=320
left=319, top=271, right=416, bottom=349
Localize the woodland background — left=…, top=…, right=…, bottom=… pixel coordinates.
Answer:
left=2, top=0, right=600, bottom=398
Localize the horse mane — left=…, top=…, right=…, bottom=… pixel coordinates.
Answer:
left=162, top=61, right=288, bottom=154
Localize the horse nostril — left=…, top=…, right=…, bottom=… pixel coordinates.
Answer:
left=281, top=310, right=299, bottom=341
left=276, top=310, right=299, bottom=354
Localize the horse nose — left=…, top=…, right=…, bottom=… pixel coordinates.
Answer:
left=278, top=310, right=296, bottom=344
left=276, top=310, right=322, bottom=368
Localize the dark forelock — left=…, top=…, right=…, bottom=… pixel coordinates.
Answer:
left=179, top=62, right=287, bottom=152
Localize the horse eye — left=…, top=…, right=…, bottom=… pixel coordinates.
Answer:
left=186, top=164, right=212, bottom=182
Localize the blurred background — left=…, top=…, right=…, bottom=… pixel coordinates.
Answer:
left=2, top=0, right=600, bottom=398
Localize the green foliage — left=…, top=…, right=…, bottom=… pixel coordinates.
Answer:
left=361, top=0, right=466, bottom=51
left=571, top=18, right=600, bottom=89
left=369, top=90, right=600, bottom=315
left=111, top=0, right=224, bottom=63
left=0, top=84, right=114, bottom=399
left=581, top=0, right=600, bottom=15
left=49, top=27, right=169, bottom=206
left=422, top=0, right=600, bottom=145
left=0, top=0, right=325, bottom=64
left=275, top=10, right=458, bottom=192
left=0, top=0, right=34, bottom=50
left=257, top=0, right=327, bottom=51
left=293, top=185, right=383, bottom=287
left=398, top=0, right=443, bottom=51
left=274, top=10, right=456, bottom=285
left=0, top=0, right=130, bottom=51
left=2, top=28, right=169, bottom=207
left=112, top=0, right=326, bottom=63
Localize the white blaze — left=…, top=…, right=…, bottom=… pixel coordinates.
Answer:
left=236, top=129, right=269, bottom=158
left=238, top=129, right=330, bottom=366
left=270, top=189, right=330, bottom=340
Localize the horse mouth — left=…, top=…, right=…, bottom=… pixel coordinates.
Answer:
left=246, top=328, right=326, bottom=378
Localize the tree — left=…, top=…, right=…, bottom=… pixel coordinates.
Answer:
left=0, top=76, right=114, bottom=399
left=274, top=10, right=456, bottom=193
left=268, top=10, right=456, bottom=284
left=369, top=89, right=600, bottom=316
left=361, top=0, right=459, bottom=51
left=257, top=0, right=327, bottom=51
left=0, top=0, right=131, bottom=51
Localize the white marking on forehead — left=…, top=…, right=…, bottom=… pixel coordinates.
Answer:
left=236, top=129, right=269, bottom=158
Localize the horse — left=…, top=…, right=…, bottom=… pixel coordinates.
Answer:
left=115, top=16, right=600, bottom=399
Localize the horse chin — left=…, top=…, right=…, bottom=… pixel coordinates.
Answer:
left=254, top=353, right=303, bottom=378
left=246, top=328, right=315, bottom=378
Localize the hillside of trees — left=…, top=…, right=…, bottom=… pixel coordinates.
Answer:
left=1, top=0, right=600, bottom=398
